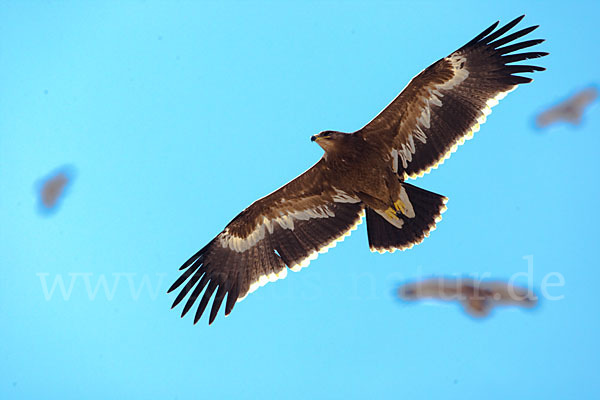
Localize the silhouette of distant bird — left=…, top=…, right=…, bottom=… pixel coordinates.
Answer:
left=398, top=277, right=537, bottom=318
left=536, top=87, right=597, bottom=128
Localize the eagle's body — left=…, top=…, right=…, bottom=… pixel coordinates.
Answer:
left=169, top=16, right=547, bottom=324
left=317, top=132, right=403, bottom=212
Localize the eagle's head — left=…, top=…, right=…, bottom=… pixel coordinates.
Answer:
left=311, top=130, right=346, bottom=153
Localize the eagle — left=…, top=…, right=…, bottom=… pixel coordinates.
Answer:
left=168, top=15, right=547, bottom=325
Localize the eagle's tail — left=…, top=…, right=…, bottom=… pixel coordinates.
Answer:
left=366, top=182, right=448, bottom=253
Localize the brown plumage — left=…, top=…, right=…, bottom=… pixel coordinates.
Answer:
left=169, top=15, right=547, bottom=324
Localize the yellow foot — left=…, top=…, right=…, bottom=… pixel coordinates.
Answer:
left=393, top=199, right=407, bottom=215
left=385, top=207, right=399, bottom=220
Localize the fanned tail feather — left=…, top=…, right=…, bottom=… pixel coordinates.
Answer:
left=366, top=183, right=448, bottom=253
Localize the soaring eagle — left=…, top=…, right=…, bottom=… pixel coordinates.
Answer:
left=169, top=16, right=546, bottom=324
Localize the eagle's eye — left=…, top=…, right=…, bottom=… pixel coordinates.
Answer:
left=322, top=131, right=331, bottom=137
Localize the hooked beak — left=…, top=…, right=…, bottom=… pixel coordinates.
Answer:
left=311, top=135, right=317, bottom=142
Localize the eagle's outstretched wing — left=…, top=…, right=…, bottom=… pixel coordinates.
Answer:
left=359, top=15, right=547, bottom=179
left=168, top=160, right=364, bottom=324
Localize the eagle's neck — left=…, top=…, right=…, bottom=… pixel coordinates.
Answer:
left=323, top=134, right=365, bottom=167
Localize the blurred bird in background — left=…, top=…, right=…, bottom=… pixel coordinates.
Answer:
left=536, top=86, right=598, bottom=128
left=35, top=165, right=76, bottom=215
left=398, top=278, right=538, bottom=318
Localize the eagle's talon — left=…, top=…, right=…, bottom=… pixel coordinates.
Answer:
left=393, top=199, right=407, bottom=215
left=385, top=208, right=400, bottom=220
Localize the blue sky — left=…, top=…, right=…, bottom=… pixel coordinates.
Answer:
left=1, top=1, right=599, bottom=399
